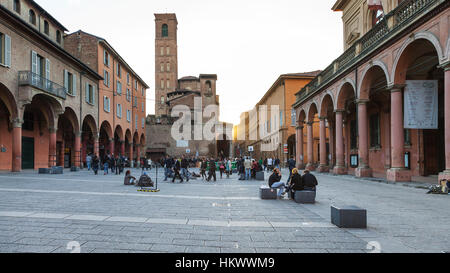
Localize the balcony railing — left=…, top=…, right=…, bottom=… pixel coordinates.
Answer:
left=294, top=0, right=444, bottom=106
left=18, top=71, right=67, bottom=99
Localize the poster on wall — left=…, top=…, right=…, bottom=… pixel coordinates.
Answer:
left=176, top=140, right=189, bottom=148
left=404, top=80, right=438, bottom=129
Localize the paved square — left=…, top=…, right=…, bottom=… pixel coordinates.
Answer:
left=0, top=168, right=448, bottom=253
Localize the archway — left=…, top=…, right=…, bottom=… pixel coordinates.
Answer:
left=125, top=129, right=132, bottom=162
left=57, top=107, right=80, bottom=168
left=114, top=125, right=124, bottom=157
left=81, top=115, right=97, bottom=167
left=359, top=64, right=390, bottom=178
left=393, top=38, right=445, bottom=177
left=335, top=82, right=357, bottom=175
left=0, top=84, right=18, bottom=171
left=133, top=132, right=139, bottom=163
left=306, top=102, right=319, bottom=170
left=99, top=120, right=112, bottom=160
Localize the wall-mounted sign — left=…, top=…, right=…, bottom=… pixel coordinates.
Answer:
left=404, top=80, right=438, bottom=129
left=248, top=146, right=254, bottom=152
left=176, top=140, right=189, bottom=148
left=350, top=154, right=359, bottom=168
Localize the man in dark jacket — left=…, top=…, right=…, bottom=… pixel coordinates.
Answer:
left=207, top=158, right=217, bottom=182
left=268, top=168, right=286, bottom=198
left=172, top=159, right=183, bottom=183
left=301, top=170, right=318, bottom=191
left=180, top=156, right=190, bottom=182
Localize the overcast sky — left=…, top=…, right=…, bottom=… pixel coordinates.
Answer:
left=36, top=0, right=343, bottom=125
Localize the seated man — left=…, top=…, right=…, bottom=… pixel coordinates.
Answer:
left=301, top=170, right=318, bottom=191
left=124, top=170, right=136, bottom=185
left=268, top=168, right=287, bottom=198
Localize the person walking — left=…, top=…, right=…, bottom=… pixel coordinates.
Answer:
left=110, top=154, right=115, bottom=174
left=200, top=159, right=207, bottom=180
left=103, top=155, right=109, bottom=175
left=180, top=156, right=190, bottom=182
left=267, top=157, right=273, bottom=172
left=172, top=158, right=183, bottom=183
left=226, top=158, right=232, bottom=178
left=219, top=160, right=225, bottom=179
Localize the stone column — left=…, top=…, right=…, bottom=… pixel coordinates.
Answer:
left=387, top=85, right=410, bottom=182
left=59, top=138, right=65, bottom=167
left=439, top=63, right=450, bottom=182
left=355, top=99, right=372, bottom=177
left=129, top=142, right=133, bottom=167
left=12, top=118, right=22, bottom=172
left=318, top=117, right=329, bottom=172
left=74, top=131, right=81, bottom=168
left=328, top=122, right=335, bottom=169
left=121, top=141, right=125, bottom=157
left=334, top=110, right=347, bottom=174
left=48, top=128, right=57, bottom=167
left=136, top=144, right=141, bottom=167
left=306, top=121, right=315, bottom=171
left=94, top=134, right=99, bottom=157
left=296, top=125, right=305, bottom=169
left=109, top=138, right=114, bottom=155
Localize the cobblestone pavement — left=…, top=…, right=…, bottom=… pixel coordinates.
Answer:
left=0, top=167, right=448, bottom=253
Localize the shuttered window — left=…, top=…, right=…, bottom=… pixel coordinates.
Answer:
left=0, top=33, right=11, bottom=67
left=85, top=83, right=95, bottom=105
left=117, top=81, right=122, bottom=95
left=104, top=96, right=110, bottom=113
left=63, top=70, right=76, bottom=95
left=370, top=114, right=381, bottom=148
left=117, top=104, right=122, bottom=118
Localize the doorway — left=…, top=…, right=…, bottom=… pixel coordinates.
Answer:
left=21, top=137, right=34, bottom=169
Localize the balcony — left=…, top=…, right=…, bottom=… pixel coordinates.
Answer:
left=294, top=0, right=444, bottom=106
left=18, top=71, right=67, bottom=100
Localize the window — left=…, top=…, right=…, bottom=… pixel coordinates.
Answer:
left=56, top=30, right=61, bottom=44
left=404, top=129, right=411, bottom=146
left=103, top=96, right=110, bottom=112
left=160, top=79, right=165, bottom=89
left=142, top=102, right=145, bottom=112
left=350, top=119, right=357, bottom=150
left=135, top=80, right=138, bottom=90
left=160, top=63, right=164, bottom=72
left=29, top=10, right=36, bottom=25
left=103, top=70, right=109, bottom=87
left=135, top=115, right=138, bottom=128
left=167, top=80, right=170, bottom=89
left=133, top=96, right=137, bottom=107
left=206, top=81, right=212, bottom=93
left=370, top=113, right=381, bottom=148
left=126, top=110, right=131, bottom=122
left=126, top=88, right=131, bottom=101
left=117, top=104, right=122, bottom=118
left=116, top=81, right=122, bottom=95
left=141, top=87, right=145, bottom=96
left=13, top=0, right=20, bottom=14
left=44, top=21, right=49, bottom=35
left=142, top=118, right=145, bottom=129
left=85, top=83, right=95, bottom=105
left=116, top=63, right=121, bottom=77
left=166, top=63, right=170, bottom=72
left=31, top=52, right=50, bottom=87
left=127, top=73, right=130, bottom=85
left=161, top=96, right=165, bottom=105
left=291, top=109, right=296, bottom=126
left=63, top=70, right=76, bottom=95
left=166, top=46, right=170, bottom=55
left=162, top=24, right=168, bottom=37
left=160, top=47, right=164, bottom=56
left=0, top=33, right=11, bottom=67
left=103, top=50, right=110, bottom=66
left=280, top=111, right=283, bottom=127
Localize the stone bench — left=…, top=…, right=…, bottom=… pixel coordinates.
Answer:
left=260, top=186, right=277, bottom=200
left=331, top=205, right=367, bottom=228
left=51, top=166, right=63, bottom=174
left=255, top=171, right=265, bottom=181
left=294, top=191, right=316, bottom=204
left=38, top=168, right=51, bottom=174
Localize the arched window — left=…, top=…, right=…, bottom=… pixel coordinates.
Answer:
left=13, top=0, right=20, bottom=14
left=29, top=9, right=36, bottom=25
left=205, top=81, right=212, bottom=93
left=44, top=20, right=49, bottom=35
left=162, top=24, right=168, bottom=37
left=166, top=63, right=170, bottom=72
left=56, top=30, right=61, bottom=44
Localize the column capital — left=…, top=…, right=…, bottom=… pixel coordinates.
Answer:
left=334, top=109, right=345, bottom=114
left=296, top=126, right=304, bottom=130
left=438, top=61, right=450, bottom=71
left=11, top=118, right=23, bottom=128
left=48, top=127, right=57, bottom=134
left=318, top=116, right=327, bottom=121
left=109, top=138, right=114, bottom=142
left=387, top=84, right=406, bottom=92
left=74, top=131, right=82, bottom=137
left=306, top=121, right=314, bottom=126
left=356, top=99, right=369, bottom=105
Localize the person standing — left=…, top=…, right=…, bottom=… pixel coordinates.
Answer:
left=219, top=160, right=225, bottom=179
left=200, top=159, right=207, bottom=180
left=86, top=154, right=92, bottom=171
left=180, top=156, right=190, bottom=182
left=267, top=157, right=273, bottom=172
left=110, top=154, right=115, bottom=174
left=226, top=158, right=232, bottom=178
left=244, top=157, right=252, bottom=180
left=103, top=154, right=109, bottom=175
left=92, top=155, right=99, bottom=175
left=207, top=158, right=217, bottom=182
left=172, top=158, right=183, bottom=183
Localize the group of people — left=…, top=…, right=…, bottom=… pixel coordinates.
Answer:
left=162, top=155, right=192, bottom=183
left=269, top=167, right=318, bottom=199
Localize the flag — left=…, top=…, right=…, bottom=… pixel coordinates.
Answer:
left=368, top=0, right=383, bottom=10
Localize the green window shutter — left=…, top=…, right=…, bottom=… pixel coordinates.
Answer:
left=72, top=74, right=77, bottom=96
left=31, top=50, right=37, bottom=74
left=5, top=35, right=11, bottom=67
left=85, top=82, right=89, bottom=103
left=64, top=69, right=68, bottom=92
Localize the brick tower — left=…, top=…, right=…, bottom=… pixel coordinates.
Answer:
left=155, top=13, right=178, bottom=117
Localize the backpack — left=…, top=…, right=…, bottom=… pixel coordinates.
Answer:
left=137, top=174, right=154, bottom=187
